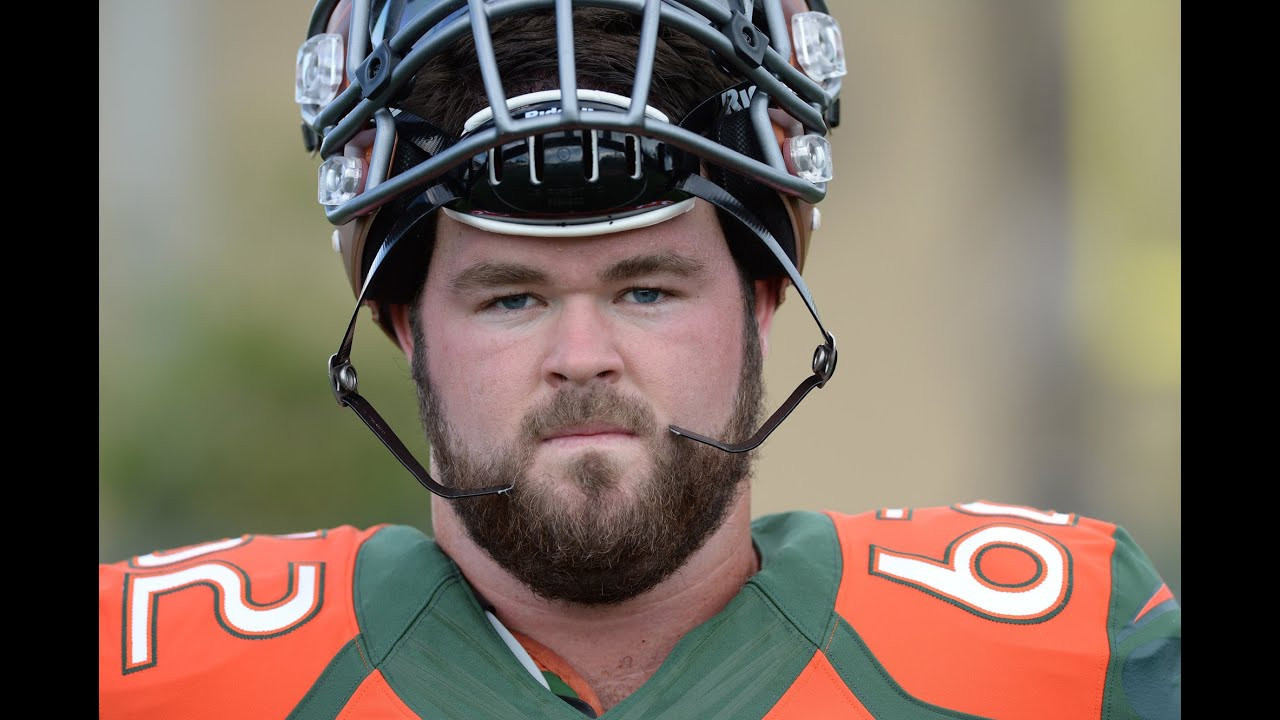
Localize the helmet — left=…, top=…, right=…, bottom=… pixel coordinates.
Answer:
left=297, top=0, right=844, bottom=498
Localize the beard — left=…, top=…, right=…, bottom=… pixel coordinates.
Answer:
left=410, top=305, right=765, bottom=606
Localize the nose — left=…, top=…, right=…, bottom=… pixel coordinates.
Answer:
left=542, top=296, right=623, bottom=389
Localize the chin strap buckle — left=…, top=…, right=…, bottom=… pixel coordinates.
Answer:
left=328, top=353, right=358, bottom=404
left=812, top=333, right=837, bottom=385
left=669, top=332, right=838, bottom=454
left=328, top=317, right=513, bottom=499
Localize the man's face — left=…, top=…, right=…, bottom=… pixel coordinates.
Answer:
left=403, top=200, right=768, bottom=605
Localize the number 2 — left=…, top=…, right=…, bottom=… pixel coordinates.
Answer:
left=119, top=534, right=325, bottom=674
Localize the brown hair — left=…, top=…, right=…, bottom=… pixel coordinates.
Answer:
left=400, top=8, right=735, bottom=134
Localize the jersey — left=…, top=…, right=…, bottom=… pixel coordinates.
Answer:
left=98, top=503, right=1180, bottom=719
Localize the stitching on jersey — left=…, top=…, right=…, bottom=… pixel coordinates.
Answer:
left=338, top=673, right=377, bottom=720
left=294, top=636, right=374, bottom=717
left=354, top=527, right=458, bottom=667
left=382, top=572, right=463, bottom=666
left=340, top=671, right=385, bottom=720
left=816, top=651, right=868, bottom=716
left=368, top=670, right=422, bottom=720
left=355, top=634, right=372, bottom=671
left=1102, top=531, right=1122, bottom=720
left=822, top=622, right=837, bottom=653
left=348, top=527, right=378, bottom=646
left=749, top=512, right=843, bottom=652
left=767, top=651, right=867, bottom=718
left=607, top=588, right=783, bottom=720
left=764, top=652, right=817, bottom=717
left=431, top=582, right=592, bottom=716
left=743, top=582, right=819, bottom=650
left=821, top=512, right=843, bottom=658
left=825, top=620, right=989, bottom=720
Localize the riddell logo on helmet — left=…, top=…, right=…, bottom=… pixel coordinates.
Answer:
left=720, top=86, right=758, bottom=115
left=523, top=106, right=598, bottom=119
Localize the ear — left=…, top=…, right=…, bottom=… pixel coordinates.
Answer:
left=387, top=303, right=416, bottom=361
left=752, top=277, right=784, bottom=359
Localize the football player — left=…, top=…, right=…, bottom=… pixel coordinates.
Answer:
left=99, top=1, right=1181, bottom=717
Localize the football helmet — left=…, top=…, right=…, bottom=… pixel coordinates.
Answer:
left=297, top=0, right=844, bottom=498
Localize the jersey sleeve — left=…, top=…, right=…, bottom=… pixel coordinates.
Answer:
left=1101, top=525, right=1181, bottom=719
left=825, top=502, right=1180, bottom=720
left=99, top=526, right=385, bottom=720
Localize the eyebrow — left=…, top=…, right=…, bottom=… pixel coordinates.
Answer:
left=599, top=253, right=708, bottom=284
left=449, top=262, right=551, bottom=294
left=447, top=252, right=708, bottom=294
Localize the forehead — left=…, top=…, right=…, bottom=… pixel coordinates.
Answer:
left=428, top=199, right=732, bottom=277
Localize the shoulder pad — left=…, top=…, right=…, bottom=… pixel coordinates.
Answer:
left=99, top=525, right=390, bottom=720
left=824, top=501, right=1179, bottom=719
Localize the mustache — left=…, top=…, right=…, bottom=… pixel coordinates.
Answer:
left=520, top=386, right=659, bottom=443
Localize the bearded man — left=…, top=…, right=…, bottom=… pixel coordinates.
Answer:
left=98, top=2, right=1181, bottom=718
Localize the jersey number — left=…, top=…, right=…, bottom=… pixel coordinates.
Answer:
left=121, top=535, right=325, bottom=674
left=871, top=513, right=1072, bottom=623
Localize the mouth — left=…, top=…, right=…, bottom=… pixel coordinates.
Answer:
left=541, top=424, right=638, bottom=448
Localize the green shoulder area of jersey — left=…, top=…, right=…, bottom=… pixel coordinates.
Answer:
left=289, top=509, right=1162, bottom=720
left=1101, top=525, right=1181, bottom=720
left=288, top=512, right=853, bottom=720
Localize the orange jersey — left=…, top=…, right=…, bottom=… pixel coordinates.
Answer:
left=767, top=503, right=1180, bottom=719
left=99, top=527, right=380, bottom=719
left=99, top=505, right=1180, bottom=718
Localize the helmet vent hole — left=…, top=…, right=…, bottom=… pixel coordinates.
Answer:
left=489, top=148, right=502, bottom=184
left=530, top=135, right=545, bottom=185
left=625, top=134, right=641, bottom=179
left=582, top=130, right=599, bottom=182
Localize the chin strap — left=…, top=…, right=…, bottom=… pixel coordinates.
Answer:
left=670, top=174, right=838, bottom=453
left=326, top=175, right=837, bottom=500
left=328, top=352, right=514, bottom=499
left=327, top=183, right=514, bottom=500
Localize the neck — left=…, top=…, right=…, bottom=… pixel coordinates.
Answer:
left=431, top=488, right=758, bottom=711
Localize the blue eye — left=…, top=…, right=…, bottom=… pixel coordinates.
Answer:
left=494, top=294, right=533, bottom=311
left=626, top=289, right=664, bottom=304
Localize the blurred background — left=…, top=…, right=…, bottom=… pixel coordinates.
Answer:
left=99, top=1, right=1180, bottom=601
